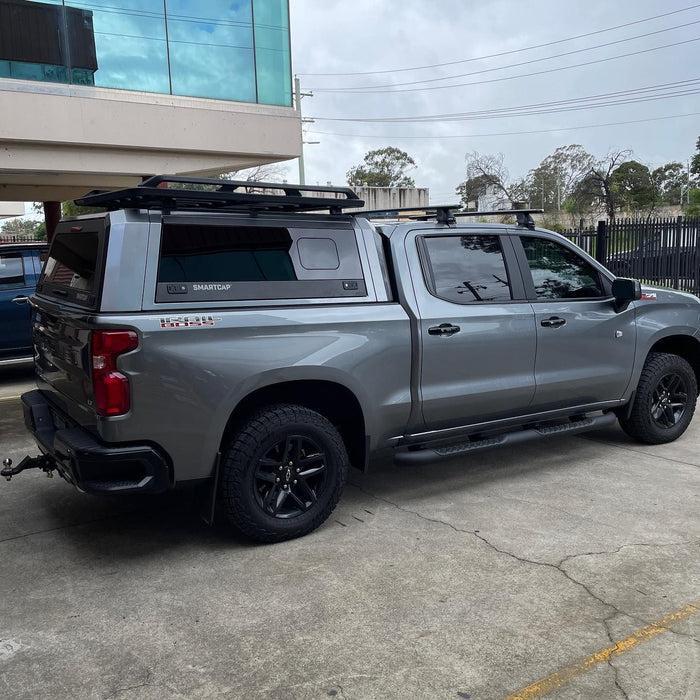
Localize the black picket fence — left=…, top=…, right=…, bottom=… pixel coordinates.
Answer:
left=563, top=217, right=700, bottom=295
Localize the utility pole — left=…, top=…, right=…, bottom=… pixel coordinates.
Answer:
left=294, top=76, right=315, bottom=185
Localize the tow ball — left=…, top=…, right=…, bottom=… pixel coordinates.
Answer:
left=2, top=456, right=55, bottom=481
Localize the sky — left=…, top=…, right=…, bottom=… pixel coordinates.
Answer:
left=289, top=0, right=700, bottom=203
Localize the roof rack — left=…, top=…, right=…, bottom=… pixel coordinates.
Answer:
left=73, top=175, right=365, bottom=215
left=355, top=204, right=462, bottom=225
left=453, top=209, right=544, bottom=230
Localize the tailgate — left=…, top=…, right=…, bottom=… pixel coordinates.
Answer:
left=32, top=302, right=96, bottom=420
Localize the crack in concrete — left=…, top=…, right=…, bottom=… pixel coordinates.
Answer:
left=102, top=668, right=156, bottom=700
left=603, top=613, right=631, bottom=700
left=348, top=482, right=700, bottom=655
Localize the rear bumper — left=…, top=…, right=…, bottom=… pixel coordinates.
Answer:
left=21, top=390, right=171, bottom=495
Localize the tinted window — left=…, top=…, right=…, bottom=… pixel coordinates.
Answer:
left=158, top=225, right=296, bottom=283
left=43, top=233, right=99, bottom=293
left=521, top=237, right=603, bottom=299
left=423, top=235, right=512, bottom=303
left=0, top=253, right=25, bottom=290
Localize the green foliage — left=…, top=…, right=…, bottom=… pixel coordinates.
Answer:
left=611, top=160, right=655, bottom=210
left=691, top=137, right=700, bottom=178
left=62, top=200, right=105, bottom=217
left=523, top=145, right=596, bottom=213
left=685, top=189, right=700, bottom=216
left=455, top=174, right=492, bottom=209
left=346, top=147, right=416, bottom=187
left=651, top=162, right=686, bottom=206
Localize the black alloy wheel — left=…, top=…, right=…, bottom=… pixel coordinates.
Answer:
left=254, top=434, right=329, bottom=519
left=649, top=372, right=689, bottom=429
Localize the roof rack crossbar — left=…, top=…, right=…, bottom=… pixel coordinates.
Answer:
left=355, top=204, right=462, bottom=224
left=453, top=208, right=543, bottom=230
left=73, top=175, right=365, bottom=214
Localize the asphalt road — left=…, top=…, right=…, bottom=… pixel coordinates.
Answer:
left=1, top=366, right=698, bottom=700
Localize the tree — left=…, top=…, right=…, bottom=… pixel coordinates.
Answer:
left=0, top=217, right=42, bottom=238
left=611, top=160, right=655, bottom=211
left=586, top=149, right=632, bottom=223
left=691, top=137, right=700, bottom=179
left=459, top=151, right=525, bottom=207
left=651, top=161, right=686, bottom=206
left=523, top=145, right=596, bottom=212
left=346, top=147, right=416, bottom=187
left=685, top=189, right=700, bottom=216
left=455, top=174, right=492, bottom=209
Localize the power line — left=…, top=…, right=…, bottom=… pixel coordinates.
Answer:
left=311, top=79, right=700, bottom=123
left=305, top=111, right=700, bottom=140
left=298, top=4, right=700, bottom=77
left=308, top=20, right=700, bottom=92
left=307, top=36, right=700, bottom=96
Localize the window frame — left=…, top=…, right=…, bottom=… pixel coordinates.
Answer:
left=513, top=233, right=613, bottom=302
left=154, top=217, right=368, bottom=303
left=416, top=231, right=526, bottom=305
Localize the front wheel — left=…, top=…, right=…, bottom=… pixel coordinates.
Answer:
left=221, top=404, right=349, bottom=542
left=618, top=352, right=697, bottom=444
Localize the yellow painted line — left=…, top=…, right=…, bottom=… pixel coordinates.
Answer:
left=504, top=601, right=699, bottom=700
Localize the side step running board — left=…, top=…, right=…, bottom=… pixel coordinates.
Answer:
left=394, top=412, right=617, bottom=467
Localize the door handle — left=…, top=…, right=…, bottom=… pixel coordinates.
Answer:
left=428, top=323, right=461, bottom=336
left=11, top=295, right=29, bottom=305
left=541, top=316, right=566, bottom=328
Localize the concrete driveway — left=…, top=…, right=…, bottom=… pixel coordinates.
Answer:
left=1, top=367, right=698, bottom=699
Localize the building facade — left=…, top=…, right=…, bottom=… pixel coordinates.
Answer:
left=0, top=0, right=300, bottom=202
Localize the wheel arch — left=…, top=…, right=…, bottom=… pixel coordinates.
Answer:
left=648, top=334, right=700, bottom=395
left=220, top=380, right=368, bottom=471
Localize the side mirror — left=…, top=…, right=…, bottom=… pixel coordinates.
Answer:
left=611, top=278, right=641, bottom=312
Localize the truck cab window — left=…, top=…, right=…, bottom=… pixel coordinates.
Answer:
left=521, top=236, right=603, bottom=300
left=423, top=235, right=512, bottom=303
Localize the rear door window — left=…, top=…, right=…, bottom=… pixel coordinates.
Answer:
left=421, top=234, right=513, bottom=303
left=0, top=253, right=26, bottom=290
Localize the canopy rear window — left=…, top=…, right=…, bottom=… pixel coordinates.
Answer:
left=38, top=226, right=105, bottom=308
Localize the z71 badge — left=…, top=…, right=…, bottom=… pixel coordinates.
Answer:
left=159, top=315, right=221, bottom=328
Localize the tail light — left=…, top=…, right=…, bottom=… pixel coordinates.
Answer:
left=91, top=330, right=138, bottom=416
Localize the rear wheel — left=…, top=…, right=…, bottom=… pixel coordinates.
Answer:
left=221, top=404, right=348, bottom=542
left=618, top=352, right=697, bottom=444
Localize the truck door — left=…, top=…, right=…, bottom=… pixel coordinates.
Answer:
left=408, top=230, right=537, bottom=430
left=0, top=250, right=34, bottom=359
left=515, top=234, right=636, bottom=411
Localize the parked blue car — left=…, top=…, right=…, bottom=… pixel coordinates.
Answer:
left=0, top=242, right=47, bottom=364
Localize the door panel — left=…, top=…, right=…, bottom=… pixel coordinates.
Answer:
left=0, top=252, right=33, bottom=358
left=531, top=300, right=636, bottom=410
left=409, top=232, right=537, bottom=430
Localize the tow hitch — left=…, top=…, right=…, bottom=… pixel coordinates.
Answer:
left=2, top=456, right=55, bottom=481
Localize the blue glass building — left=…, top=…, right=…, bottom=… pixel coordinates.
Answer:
left=0, top=0, right=299, bottom=203
left=0, top=0, right=292, bottom=106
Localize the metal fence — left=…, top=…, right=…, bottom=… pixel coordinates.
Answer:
left=0, top=234, right=40, bottom=244
left=563, top=217, right=700, bottom=295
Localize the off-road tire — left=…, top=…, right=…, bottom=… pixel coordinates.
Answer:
left=221, top=404, right=348, bottom=542
left=618, top=352, right=697, bottom=444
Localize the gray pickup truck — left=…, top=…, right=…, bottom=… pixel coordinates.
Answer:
left=4, top=177, right=700, bottom=542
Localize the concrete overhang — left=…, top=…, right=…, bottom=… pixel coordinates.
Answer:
left=0, top=80, right=302, bottom=201
left=0, top=201, right=25, bottom=219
